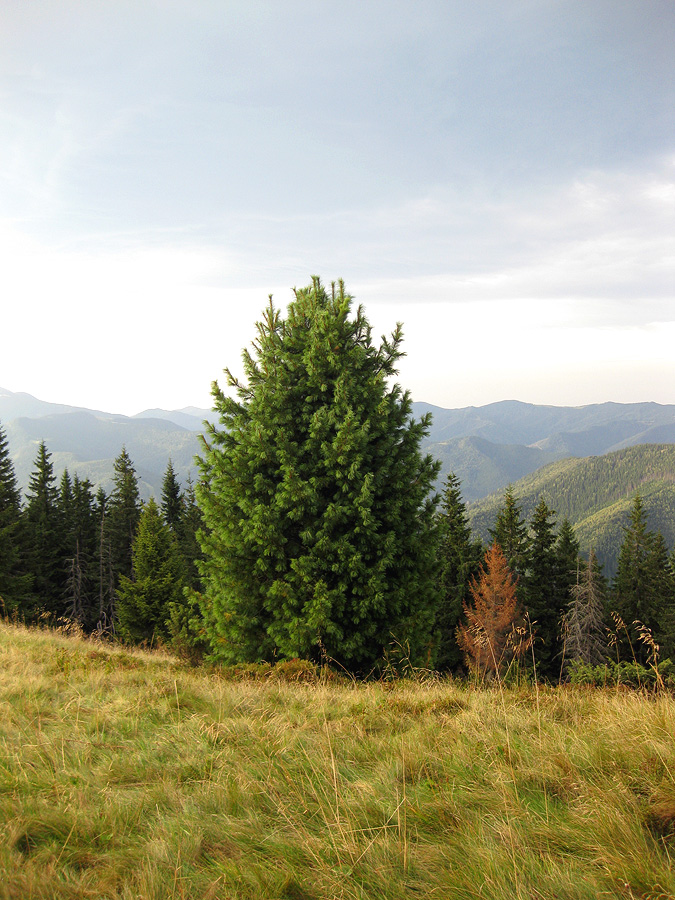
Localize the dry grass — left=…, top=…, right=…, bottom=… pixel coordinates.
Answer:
left=1, top=621, right=674, bottom=898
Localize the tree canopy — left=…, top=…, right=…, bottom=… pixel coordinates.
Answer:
left=117, top=498, right=186, bottom=646
left=435, top=472, right=483, bottom=670
left=612, top=494, right=674, bottom=661
left=196, top=278, right=441, bottom=670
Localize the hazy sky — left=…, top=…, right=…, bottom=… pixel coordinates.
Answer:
left=1, top=0, right=674, bottom=415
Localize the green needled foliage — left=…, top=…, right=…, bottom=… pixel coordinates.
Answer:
left=489, top=485, right=529, bottom=584
left=612, top=494, right=675, bottom=662
left=0, top=422, right=30, bottom=616
left=59, top=472, right=99, bottom=629
left=435, top=472, right=483, bottom=671
left=117, top=498, right=186, bottom=646
left=160, top=458, right=182, bottom=532
left=197, top=277, right=441, bottom=671
left=23, top=441, right=63, bottom=618
left=106, top=447, right=141, bottom=585
left=524, top=498, right=560, bottom=680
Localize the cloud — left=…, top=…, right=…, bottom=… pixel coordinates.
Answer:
left=221, top=158, right=675, bottom=319
left=0, top=1, right=673, bottom=412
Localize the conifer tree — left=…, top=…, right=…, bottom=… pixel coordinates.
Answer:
left=60, top=475, right=98, bottom=627
left=58, top=469, right=76, bottom=616
left=612, top=494, right=673, bottom=662
left=164, top=476, right=207, bottom=659
left=95, top=487, right=116, bottom=634
left=490, top=486, right=529, bottom=583
left=106, top=447, right=141, bottom=584
left=555, top=518, right=581, bottom=604
left=23, top=441, right=63, bottom=618
left=58, top=469, right=73, bottom=518
left=563, top=548, right=607, bottom=670
left=161, top=459, right=183, bottom=532
left=176, top=476, right=204, bottom=592
left=524, top=499, right=559, bottom=679
left=159, top=462, right=204, bottom=591
left=0, top=423, right=30, bottom=615
left=457, top=542, right=520, bottom=677
left=662, top=549, right=675, bottom=662
left=435, top=473, right=483, bottom=670
left=197, top=278, right=441, bottom=669
left=117, top=498, right=186, bottom=645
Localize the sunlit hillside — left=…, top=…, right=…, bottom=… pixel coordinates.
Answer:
left=1, top=622, right=675, bottom=899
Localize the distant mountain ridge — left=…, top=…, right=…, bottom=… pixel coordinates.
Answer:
left=418, top=398, right=675, bottom=448
left=417, top=398, right=675, bottom=502
left=132, top=407, right=218, bottom=432
left=1, top=387, right=674, bottom=505
left=0, top=389, right=111, bottom=421
left=0, top=389, right=221, bottom=498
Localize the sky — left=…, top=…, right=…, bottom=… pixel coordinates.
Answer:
left=1, top=0, right=674, bottom=416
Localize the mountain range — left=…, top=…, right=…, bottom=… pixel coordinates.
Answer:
left=419, top=399, right=675, bottom=501
left=2, top=387, right=675, bottom=569
left=0, top=389, right=216, bottom=500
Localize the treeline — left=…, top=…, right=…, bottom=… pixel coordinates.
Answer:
left=0, top=426, right=202, bottom=653
left=2, top=418, right=675, bottom=681
left=448, top=482, right=675, bottom=682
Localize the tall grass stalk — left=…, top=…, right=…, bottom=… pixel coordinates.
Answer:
left=485, top=628, right=522, bottom=899
left=527, top=613, right=549, bottom=828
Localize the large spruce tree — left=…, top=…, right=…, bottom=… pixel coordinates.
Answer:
left=197, top=278, right=441, bottom=670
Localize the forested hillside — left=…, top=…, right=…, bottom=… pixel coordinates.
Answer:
left=420, top=399, right=675, bottom=501
left=468, top=444, right=675, bottom=574
left=423, top=434, right=559, bottom=502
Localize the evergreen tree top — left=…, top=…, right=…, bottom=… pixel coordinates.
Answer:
left=197, top=277, right=441, bottom=670
left=161, top=459, right=183, bottom=531
left=0, top=423, right=21, bottom=516
left=489, top=486, right=528, bottom=575
left=110, top=447, right=140, bottom=509
left=25, top=441, right=58, bottom=509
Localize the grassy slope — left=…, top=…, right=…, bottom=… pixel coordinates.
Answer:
left=2, top=623, right=675, bottom=900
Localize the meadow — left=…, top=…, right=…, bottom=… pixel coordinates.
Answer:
left=1, top=621, right=674, bottom=899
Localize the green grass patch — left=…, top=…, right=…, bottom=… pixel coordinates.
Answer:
left=1, top=622, right=674, bottom=898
